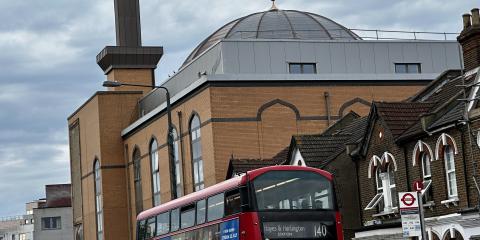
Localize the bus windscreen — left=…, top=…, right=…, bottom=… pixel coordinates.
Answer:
left=253, top=170, right=334, bottom=211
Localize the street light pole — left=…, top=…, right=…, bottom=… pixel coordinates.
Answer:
left=102, top=80, right=178, bottom=200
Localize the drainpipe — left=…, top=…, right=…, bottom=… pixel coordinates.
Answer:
left=461, top=124, right=471, bottom=208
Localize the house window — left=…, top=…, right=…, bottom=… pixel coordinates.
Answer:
left=94, top=160, right=103, bottom=240
left=444, top=146, right=458, bottom=198
left=42, top=216, right=61, bottom=230
left=365, top=165, right=397, bottom=213
left=395, top=63, right=421, bottom=73
left=133, top=148, right=143, bottom=215
left=190, top=115, right=204, bottom=191
left=289, top=63, right=317, bottom=74
left=150, top=139, right=161, bottom=206
left=172, top=128, right=183, bottom=197
left=421, top=153, right=433, bottom=203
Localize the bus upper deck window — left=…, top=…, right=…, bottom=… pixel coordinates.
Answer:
left=225, top=189, right=241, bottom=216
left=171, top=208, right=180, bottom=232
left=207, top=193, right=224, bottom=222
left=156, top=212, right=170, bottom=235
left=180, top=204, right=195, bottom=229
left=137, top=220, right=147, bottom=240
left=146, top=217, right=156, bottom=238
left=196, top=199, right=206, bottom=224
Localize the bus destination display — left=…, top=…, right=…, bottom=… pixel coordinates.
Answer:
left=263, top=221, right=335, bottom=239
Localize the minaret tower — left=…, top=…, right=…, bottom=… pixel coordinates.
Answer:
left=96, top=0, right=163, bottom=93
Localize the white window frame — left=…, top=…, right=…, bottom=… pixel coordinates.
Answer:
left=444, top=146, right=458, bottom=198
left=365, top=166, right=397, bottom=213
left=421, top=153, right=433, bottom=203
left=150, top=139, right=161, bottom=206
left=172, top=128, right=183, bottom=197
left=190, top=115, right=204, bottom=191
left=94, top=160, right=103, bottom=240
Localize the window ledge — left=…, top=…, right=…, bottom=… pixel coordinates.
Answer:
left=423, top=201, right=435, bottom=210
left=441, top=197, right=459, bottom=207
left=372, top=208, right=399, bottom=218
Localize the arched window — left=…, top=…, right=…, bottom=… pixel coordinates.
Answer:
left=150, top=139, right=161, bottom=206
left=365, top=158, right=397, bottom=213
left=94, top=160, right=103, bottom=240
left=444, top=145, right=458, bottom=198
left=133, top=148, right=143, bottom=215
left=190, top=115, right=204, bottom=191
left=172, top=128, right=183, bottom=197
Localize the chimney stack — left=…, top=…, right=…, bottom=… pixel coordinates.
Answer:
left=458, top=7, right=480, bottom=72
left=472, top=8, right=480, bottom=27
left=463, top=14, right=472, bottom=30
left=96, top=0, right=163, bottom=93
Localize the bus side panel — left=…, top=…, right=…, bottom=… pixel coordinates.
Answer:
left=239, top=212, right=262, bottom=240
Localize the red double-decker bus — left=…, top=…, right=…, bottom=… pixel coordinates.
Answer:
left=137, top=165, right=343, bottom=240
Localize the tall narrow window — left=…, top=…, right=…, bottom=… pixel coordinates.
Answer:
left=190, top=115, right=204, bottom=191
left=421, top=153, right=433, bottom=203
left=133, top=148, right=143, bottom=215
left=444, top=146, right=458, bottom=198
left=387, top=165, right=398, bottom=208
left=172, top=128, right=183, bottom=197
left=94, top=160, right=103, bottom=240
left=365, top=165, right=397, bottom=213
left=150, top=139, right=161, bottom=206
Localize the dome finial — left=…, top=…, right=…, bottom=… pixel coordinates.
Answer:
left=270, top=0, right=278, bottom=11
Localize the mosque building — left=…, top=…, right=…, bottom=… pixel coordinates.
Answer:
left=67, top=0, right=462, bottom=239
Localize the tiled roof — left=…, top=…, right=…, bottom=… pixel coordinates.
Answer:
left=226, top=147, right=289, bottom=178
left=395, top=70, right=478, bottom=141
left=374, top=102, right=436, bottom=139
left=428, top=102, right=466, bottom=129
left=227, top=159, right=280, bottom=175
left=292, top=115, right=368, bottom=168
left=293, top=134, right=352, bottom=168
left=409, top=70, right=462, bottom=103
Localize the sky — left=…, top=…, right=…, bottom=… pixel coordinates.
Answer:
left=0, top=0, right=475, bottom=216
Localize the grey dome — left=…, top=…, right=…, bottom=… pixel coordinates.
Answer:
left=183, top=9, right=361, bottom=66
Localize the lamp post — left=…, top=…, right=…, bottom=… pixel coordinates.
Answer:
left=102, top=80, right=178, bottom=200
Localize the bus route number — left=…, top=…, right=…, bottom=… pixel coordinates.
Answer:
left=314, top=224, right=328, bottom=238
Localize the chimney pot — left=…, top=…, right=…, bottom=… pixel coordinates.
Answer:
left=463, top=13, right=472, bottom=30
left=472, top=8, right=480, bottom=26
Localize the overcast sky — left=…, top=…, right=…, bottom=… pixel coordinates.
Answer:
left=0, top=0, right=475, bottom=216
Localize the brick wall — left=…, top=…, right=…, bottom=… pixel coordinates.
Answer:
left=357, top=118, right=477, bottom=226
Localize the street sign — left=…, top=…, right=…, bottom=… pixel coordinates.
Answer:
left=399, top=192, right=418, bottom=209
left=399, top=192, right=422, bottom=237
left=413, top=180, right=424, bottom=192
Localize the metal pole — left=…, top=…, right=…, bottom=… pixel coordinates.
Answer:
left=417, top=191, right=427, bottom=240
left=165, top=90, right=178, bottom=200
